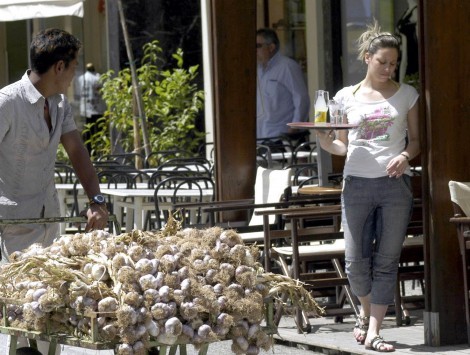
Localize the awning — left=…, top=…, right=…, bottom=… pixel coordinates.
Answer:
left=0, top=0, right=84, bottom=22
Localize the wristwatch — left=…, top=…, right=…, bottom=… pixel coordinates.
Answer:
left=89, top=194, right=106, bottom=205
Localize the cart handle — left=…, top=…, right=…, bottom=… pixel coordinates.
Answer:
left=0, top=215, right=121, bottom=234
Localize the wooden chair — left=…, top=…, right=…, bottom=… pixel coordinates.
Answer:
left=257, top=175, right=425, bottom=330
left=175, top=167, right=339, bottom=250
left=395, top=235, right=424, bottom=326
left=395, top=174, right=425, bottom=326
left=201, top=167, right=293, bottom=233
left=449, top=180, right=470, bottom=344
left=255, top=205, right=358, bottom=333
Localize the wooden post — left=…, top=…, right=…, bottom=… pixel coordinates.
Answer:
left=421, top=0, right=470, bottom=346
left=209, top=0, right=257, bottom=217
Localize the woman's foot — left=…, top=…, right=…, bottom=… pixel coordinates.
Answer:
left=365, top=335, right=395, bottom=352
left=353, top=315, right=369, bottom=344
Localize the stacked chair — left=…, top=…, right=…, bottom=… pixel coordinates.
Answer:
left=449, top=180, right=470, bottom=344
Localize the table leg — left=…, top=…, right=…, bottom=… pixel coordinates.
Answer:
left=135, top=197, right=144, bottom=230
left=125, top=203, right=133, bottom=232
left=57, top=190, right=66, bottom=234
left=291, top=217, right=312, bottom=333
left=112, top=197, right=123, bottom=231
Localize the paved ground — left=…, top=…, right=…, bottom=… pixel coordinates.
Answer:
left=0, top=338, right=324, bottom=355
left=0, top=331, right=325, bottom=355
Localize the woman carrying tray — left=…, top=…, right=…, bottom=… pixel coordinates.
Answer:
left=316, top=21, right=420, bottom=352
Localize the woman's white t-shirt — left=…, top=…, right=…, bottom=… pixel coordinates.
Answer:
left=334, top=83, right=419, bottom=178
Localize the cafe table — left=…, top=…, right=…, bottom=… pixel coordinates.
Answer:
left=296, top=185, right=342, bottom=197
left=101, top=187, right=214, bottom=232
left=54, top=183, right=147, bottom=234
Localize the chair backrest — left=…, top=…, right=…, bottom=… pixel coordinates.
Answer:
left=248, top=167, right=293, bottom=226
left=144, top=150, right=193, bottom=168
left=287, top=163, right=318, bottom=186
left=93, top=160, right=129, bottom=172
left=98, top=169, right=150, bottom=189
left=256, top=144, right=273, bottom=168
left=98, top=153, right=145, bottom=168
left=449, top=180, right=470, bottom=217
left=55, top=162, right=75, bottom=184
left=197, top=142, right=215, bottom=161
left=293, top=141, right=317, bottom=165
left=153, top=176, right=214, bottom=229
left=148, top=170, right=191, bottom=188
left=156, top=158, right=212, bottom=178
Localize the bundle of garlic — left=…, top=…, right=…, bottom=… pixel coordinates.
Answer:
left=0, top=218, right=322, bottom=355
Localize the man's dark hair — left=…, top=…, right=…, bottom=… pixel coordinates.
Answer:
left=256, top=28, right=280, bottom=51
left=30, top=28, right=82, bottom=75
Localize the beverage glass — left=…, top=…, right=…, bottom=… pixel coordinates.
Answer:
left=328, top=100, right=345, bottom=125
left=314, top=90, right=329, bottom=125
left=327, top=99, right=340, bottom=124
left=336, top=107, right=345, bottom=124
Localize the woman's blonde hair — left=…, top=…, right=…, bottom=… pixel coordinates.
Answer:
left=357, top=20, right=400, bottom=61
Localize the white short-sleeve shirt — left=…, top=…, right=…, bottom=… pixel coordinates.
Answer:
left=0, top=71, right=77, bottom=257
left=334, top=83, right=419, bottom=178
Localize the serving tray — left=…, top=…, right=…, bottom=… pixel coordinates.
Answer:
left=288, top=122, right=358, bottom=130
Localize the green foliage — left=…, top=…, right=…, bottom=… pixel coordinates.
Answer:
left=403, top=72, right=420, bottom=92
left=56, top=144, right=70, bottom=164
left=84, top=40, right=205, bottom=159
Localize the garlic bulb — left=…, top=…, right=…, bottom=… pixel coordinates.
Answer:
left=98, top=297, right=118, bottom=313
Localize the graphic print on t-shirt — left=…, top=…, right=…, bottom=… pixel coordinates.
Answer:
left=357, top=106, right=394, bottom=141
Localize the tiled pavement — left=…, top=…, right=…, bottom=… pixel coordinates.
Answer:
left=274, top=309, right=470, bottom=355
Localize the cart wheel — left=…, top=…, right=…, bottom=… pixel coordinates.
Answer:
left=334, top=316, right=344, bottom=323
left=405, top=316, right=411, bottom=325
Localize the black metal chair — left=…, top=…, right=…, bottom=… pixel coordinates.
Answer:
left=292, top=141, right=317, bottom=165
left=151, top=176, right=215, bottom=230
left=155, top=158, right=213, bottom=179
left=256, top=144, right=273, bottom=168
left=97, top=152, right=145, bottom=168
left=54, top=162, right=76, bottom=183
left=144, top=150, right=193, bottom=168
